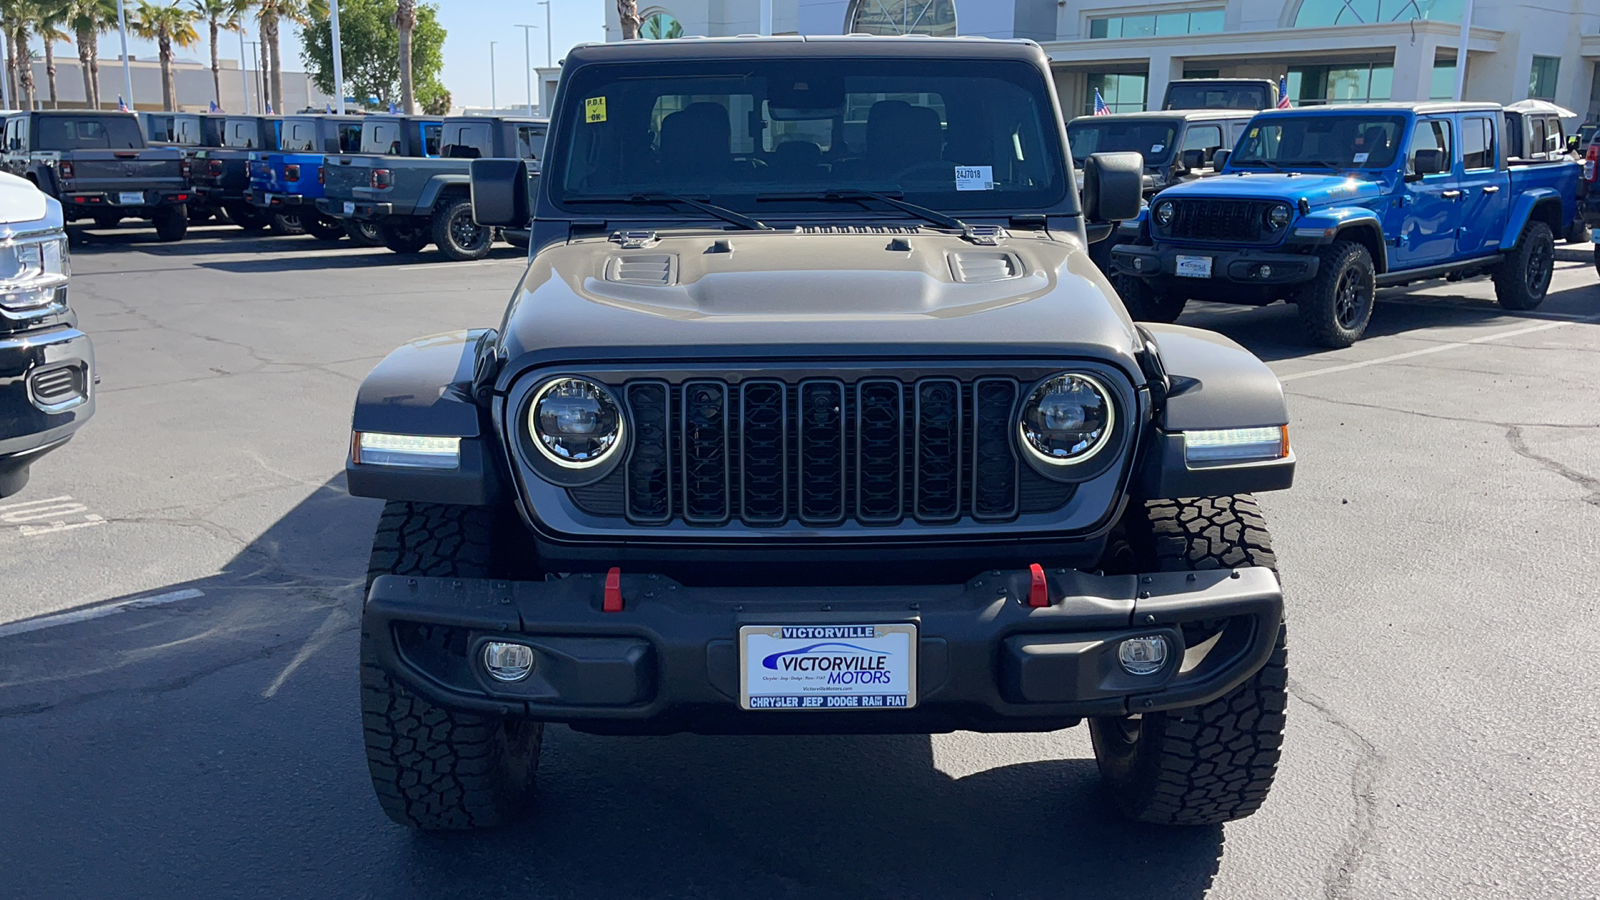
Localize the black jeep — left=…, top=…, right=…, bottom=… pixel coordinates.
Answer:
left=347, top=36, right=1296, bottom=831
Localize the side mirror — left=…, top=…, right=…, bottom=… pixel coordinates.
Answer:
left=1178, top=148, right=1206, bottom=174
left=1409, top=148, right=1445, bottom=180
left=1082, top=151, right=1144, bottom=223
left=1211, top=149, right=1230, bottom=171
left=471, top=157, right=531, bottom=227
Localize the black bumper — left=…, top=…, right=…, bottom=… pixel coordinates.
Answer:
left=315, top=198, right=394, bottom=219
left=364, top=565, right=1283, bottom=735
left=248, top=189, right=308, bottom=209
left=0, top=327, right=95, bottom=497
left=1111, top=243, right=1320, bottom=286
left=61, top=189, right=190, bottom=212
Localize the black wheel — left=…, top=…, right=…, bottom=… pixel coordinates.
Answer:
left=379, top=221, right=431, bottom=254
left=91, top=212, right=122, bottom=230
left=305, top=215, right=346, bottom=242
left=1563, top=219, right=1591, bottom=245
left=270, top=210, right=306, bottom=235
left=1111, top=272, right=1187, bottom=323
left=431, top=198, right=492, bottom=261
left=361, top=501, right=543, bottom=831
left=1090, top=495, right=1288, bottom=826
left=345, top=219, right=384, bottom=247
left=225, top=202, right=270, bottom=233
left=1295, top=240, right=1375, bottom=348
left=152, top=204, right=188, bottom=242
left=1493, top=221, right=1554, bottom=311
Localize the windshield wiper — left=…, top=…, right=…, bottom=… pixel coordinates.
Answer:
left=566, top=192, right=770, bottom=231
left=754, top=188, right=972, bottom=234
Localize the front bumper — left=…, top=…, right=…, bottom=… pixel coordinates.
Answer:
left=364, top=565, right=1283, bottom=735
left=0, top=327, right=95, bottom=496
left=1111, top=243, right=1320, bottom=286
left=315, top=198, right=393, bottom=220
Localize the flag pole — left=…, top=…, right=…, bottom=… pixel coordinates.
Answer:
left=330, top=0, right=346, bottom=114
left=115, top=0, right=135, bottom=110
left=239, top=27, right=251, bottom=116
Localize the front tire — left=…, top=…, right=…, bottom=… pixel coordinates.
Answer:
left=1296, top=240, right=1375, bottom=348
left=1090, top=495, right=1288, bottom=826
left=1493, top=220, right=1554, bottom=311
left=361, top=501, right=543, bottom=831
left=431, top=198, right=493, bottom=261
left=152, top=204, right=188, bottom=242
left=379, top=221, right=431, bottom=254
left=1111, top=272, right=1187, bottom=323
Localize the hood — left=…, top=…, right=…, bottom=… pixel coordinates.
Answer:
left=1160, top=172, right=1390, bottom=206
left=0, top=173, right=49, bottom=226
left=496, top=228, right=1142, bottom=378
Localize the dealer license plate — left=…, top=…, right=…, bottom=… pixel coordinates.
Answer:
left=343, top=201, right=355, bottom=215
left=1175, top=255, right=1213, bottom=278
left=740, top=623, right=917, bottom=711
left=117, top=191, right=144, bottom=205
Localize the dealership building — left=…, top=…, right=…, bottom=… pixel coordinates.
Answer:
left=605, top=0, right=1600, bottom=127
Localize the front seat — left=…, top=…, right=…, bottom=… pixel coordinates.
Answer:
left=658, top=102, right=733, bottom=184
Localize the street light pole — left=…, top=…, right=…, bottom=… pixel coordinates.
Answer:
left=539, top=1, right=552, bottom=67
left=115, top=0, right=135, bottom=109
left=1452, top=0, right=1475, bottom=101
left=489, top=41, right=498, bottom=112
left=247, top=41, right=262, bottom=113
left=238, top=27, right=251, bottom=114
left=515, top=25, right=537, bottom=116
left=330, top=0, right=347, bottom=114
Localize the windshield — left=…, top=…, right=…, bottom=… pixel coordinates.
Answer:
left=1165, top=82, right=1270, bottom=111
left=1232, top=114, right=1405, bottom=169
left=37, top=115, right=144, bottom=150
left=551, top=58, right=1068, bottom=215
left=1067, top=119, right=1177, bottom=165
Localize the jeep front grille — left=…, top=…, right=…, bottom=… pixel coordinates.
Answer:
left=602, top=376, right=1046, bottom=527
left=1161, top=198, right=1271, bottom=243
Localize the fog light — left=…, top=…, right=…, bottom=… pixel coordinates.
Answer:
left=1132, top=256, right=1145, bottom=271
left=1257, top=264, right=1272, bottom=279
left=482, top=642, right=535, bottom=682
left=1118, top=635, right=1169, bottom=676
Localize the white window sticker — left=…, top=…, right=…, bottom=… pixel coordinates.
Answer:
left=955, top=165, right=995, bottom=191
left=1150, top=144, right=1165, bottom=153
left=1353, top=152, right=1370, bottom=164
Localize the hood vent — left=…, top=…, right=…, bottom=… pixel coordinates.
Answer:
left=606, top=254, right=678, bottom=286
left=949, top=251, right=1023, bottom=284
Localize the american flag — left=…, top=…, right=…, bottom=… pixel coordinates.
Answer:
left=117, top=95, right=129, bottom=112
left=209, top=100, right=221, bottom=113
left=1093, top=88, right=1111, bottom=116
left=1278, top=76, right=1292, bottom=109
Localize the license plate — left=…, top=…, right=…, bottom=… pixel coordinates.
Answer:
left=342, top=201, right=355, bottom=215
left=1175, top=255, right=1213, bottom=278
left=117, top=191, right=144, bottom=205
left=740, top=623, right=917, bottom=711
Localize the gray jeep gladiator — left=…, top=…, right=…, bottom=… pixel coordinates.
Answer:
left=347, top=36, right=1296, bottom=832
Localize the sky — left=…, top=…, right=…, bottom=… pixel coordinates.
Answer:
left=92, top=1, right=607, bottom=110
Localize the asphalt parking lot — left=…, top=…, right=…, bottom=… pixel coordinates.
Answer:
left=1, top=222, right=1597, bottom=899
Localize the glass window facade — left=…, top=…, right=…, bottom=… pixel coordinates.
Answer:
left=1529, top=56, right=1560, bottom=100
left=640, top=12, right=684, bottom=39
left=1086, top=73, right=1148, bottom=115
left=849, top=0, right=957, bottom=37
left=1293, top=0, right=1463, bottom=27
left=1430, top=59, right=1457, bottom=100
left=1089, top=8, right=1223, bottom=39
left=1287, top=64, right=1393, bottom=105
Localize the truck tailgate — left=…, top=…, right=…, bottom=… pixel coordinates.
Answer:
left=322, top=156, right=379, bottom=202
left=63, top=151, right=185, bottom=192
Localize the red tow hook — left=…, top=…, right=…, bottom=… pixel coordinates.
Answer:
left=603, top=567, right=623, bottom=612
left=1028, top=563, right=1050, bottom=608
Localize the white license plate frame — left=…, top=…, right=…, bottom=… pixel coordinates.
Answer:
left=739, top=623, right=917, bottom=711
left=117, top=191, right=145, bottom=206
left=342, top=201, right=355, bottom=215
left=1175, top=255, right=1213, bottom=278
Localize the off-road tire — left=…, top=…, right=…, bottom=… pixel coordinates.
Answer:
left=270, top=211, right=306, bottom=235
left=431, top=198, right=492, bottom=261
left=152, top=204, right=188, bottom=243
left=1563, top=219, right=1591, bottom=244
left=1112, top=272, right=1187, bottom=323
left=379, top=221, right=431, bottom=254
left=345, top=219, right=384, bottom=247
left=361, top=501, right=543, bottom=830
left=1090, top=495, right=1288, bottom=826
left=1296, top=240, right=1375, bottom=348
left=1493, top=220, right=1554, bottom=311
left=305, top=215, right=346, bottom=242
left=225, top=203, right=270, bottom=232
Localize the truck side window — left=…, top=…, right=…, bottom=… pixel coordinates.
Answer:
left=1462, top=117, right=1494, bottom=170
left=1408, top=119, right=1452, bottom=174
left=424, top=124, right=442, bottom=157
left=338, top=124, right=361, bottom=153
left=1179, top=124, right=1224, bottom=162
left=517, top=125, right=547, bottom=161
left=1530, top=118, right=1546, bottom=159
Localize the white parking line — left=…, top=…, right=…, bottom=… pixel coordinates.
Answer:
left=0, top=495, right=106, bottom=537
left=0, top=589, right=204, bottom=639
left=1279, top=313, right=1600, bottom=383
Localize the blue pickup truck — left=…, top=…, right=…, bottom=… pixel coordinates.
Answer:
left=1111, top=102, right=1580, bottom=346
left=246, top=113, right=373, bottom=243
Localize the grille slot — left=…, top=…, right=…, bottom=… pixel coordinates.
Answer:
left=616, top=375, right=1073, bottom=527
left=1164, top=199, right=1268, bottom=243
left=29, top=365, right=86, bottom=409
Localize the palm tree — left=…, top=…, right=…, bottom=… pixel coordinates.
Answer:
left=255, top=0, right=322, bottom=115
left=37, top=0, right=73, bottom=108
left=64, top=0, right=114, bottom=109
left=191, top=0, right=245, bottom=110
left=393, top=0, right=413, bottom=114
left=132, top=0, right=199, bottom=110
left=0, top=0, right=40, bottom=109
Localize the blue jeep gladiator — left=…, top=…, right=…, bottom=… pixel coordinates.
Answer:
left=247, top=114, right=374, bottom=243
left=1111, top=102, right=1580, bottom=346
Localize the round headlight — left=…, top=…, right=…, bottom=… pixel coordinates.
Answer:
left=1019, top=374, right=1114, bottom=466
left=529, top=377, right=623, bottom=468
left=1266, top=203, right=1292, bottom=229
left=1154, top=201, right=1175, bottom=227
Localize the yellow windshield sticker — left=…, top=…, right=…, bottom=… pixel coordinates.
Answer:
left=585, top=97, right=607, bottom=123
left=1248, top=127, right=1259, bottom=138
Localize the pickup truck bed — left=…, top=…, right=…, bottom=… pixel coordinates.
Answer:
left=318, top=155, right=485, bottom=259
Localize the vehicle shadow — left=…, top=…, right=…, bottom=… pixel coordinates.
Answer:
left=0, top=475, right=1224, bottom=899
